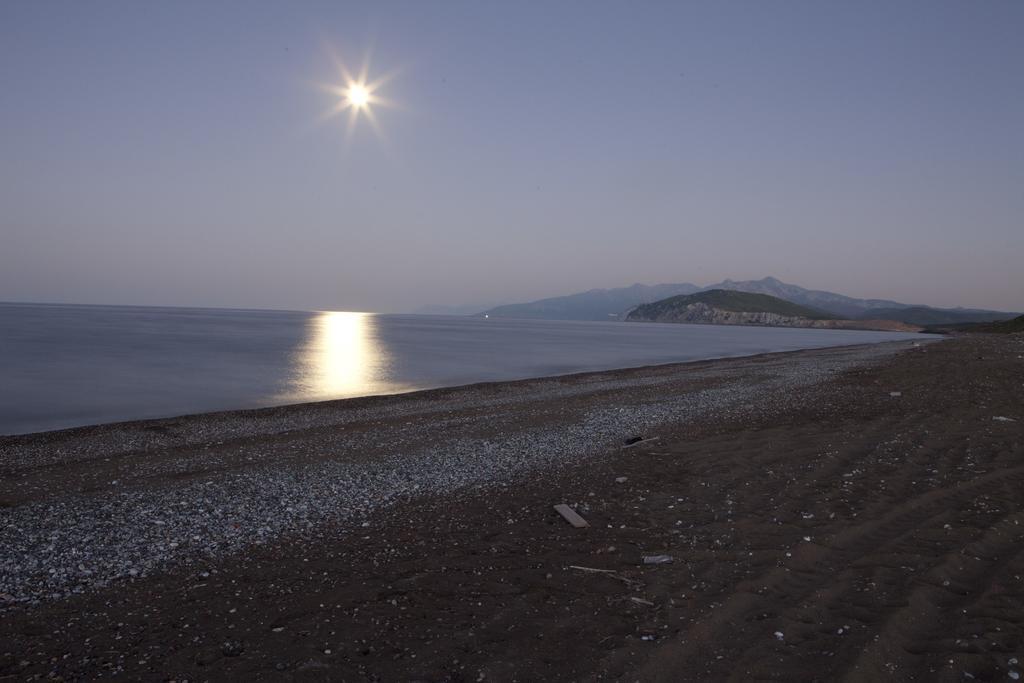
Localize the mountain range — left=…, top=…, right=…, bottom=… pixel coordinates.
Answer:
left=478, top=282, right=701, bottom=321
left=476, top=277, right=1018, bottom=325
left=626, top=289, right=838, bottom=322
left=624, top=289, right=924, bottom=332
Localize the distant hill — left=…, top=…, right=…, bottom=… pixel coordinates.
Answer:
left=977, top=315, right=1024, bottom=333
left=702, top=277, right=1017, bottom=324
left=477, top=282, right=700, bottom=321
left=479, top=276, right=896, bottom=321
left=857, top=305, right=1020, bottom=326
left=475, top=275, right=1016, bottom=325
left=925, top=314, right=1024, bottom=335
left=627, top=289, right=837, bottom=323
left=699, top=276, right=909, bottom=318
left=626, top=289, right=925, bottom=331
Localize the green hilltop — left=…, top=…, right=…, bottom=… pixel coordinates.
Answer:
left=627, top=289, right=839, bottom=321
left=980, top=314, right=1024, bottom=333
left=926, top=314, right=1024, bottom=334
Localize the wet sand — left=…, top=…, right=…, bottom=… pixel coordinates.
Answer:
left=2, top=334, right=1023, bottom=681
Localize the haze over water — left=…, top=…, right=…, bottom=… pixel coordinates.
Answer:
left=0, top=303, right=928, bottom=435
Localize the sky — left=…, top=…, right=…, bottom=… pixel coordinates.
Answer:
left=2, top=1, right=1022, bottom=313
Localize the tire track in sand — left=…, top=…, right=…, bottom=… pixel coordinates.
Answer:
left=633, top=454, right=1024, bottom=682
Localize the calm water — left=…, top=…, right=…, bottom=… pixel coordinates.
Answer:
left=0, top=303, right=928, bottom=435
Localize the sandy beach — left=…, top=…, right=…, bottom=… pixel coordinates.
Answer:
left=2, top=334, right=1023, bottom=681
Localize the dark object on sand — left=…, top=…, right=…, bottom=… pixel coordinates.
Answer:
left=553, top=504, right=590, bottom=528
left=623, top=436, right=660, bottom=450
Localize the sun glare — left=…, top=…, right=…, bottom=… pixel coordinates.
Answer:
left=290, top=311, right=390, bottom=399
left=318, top=50, right=398, bottom=144
left=347, top=83, right=370, bottom=108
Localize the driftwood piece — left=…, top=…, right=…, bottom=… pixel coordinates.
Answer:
left=568, top=565, right=644, bottom=590
left=553, top=504, right=590, bottom=528
left=568, top=565, right=615, bottom=574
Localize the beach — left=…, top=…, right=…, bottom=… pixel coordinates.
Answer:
left=2, top=334, right=1023, bottom=681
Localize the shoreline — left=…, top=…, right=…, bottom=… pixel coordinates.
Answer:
left=0, top=314, right=933, bottom=438
left=3, top=333, right=1023, bottom=681
left=1, top=336, right=930, bottom=442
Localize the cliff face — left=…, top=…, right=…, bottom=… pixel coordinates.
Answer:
left=626, top=302, right=922, bottom=332
left=627, top=301, right=827, bottom=327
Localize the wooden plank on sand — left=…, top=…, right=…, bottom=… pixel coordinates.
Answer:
left=554, top=504, right=590, bottom=528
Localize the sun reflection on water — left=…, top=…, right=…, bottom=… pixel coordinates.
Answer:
left=288, top=311, right=391, bottom=400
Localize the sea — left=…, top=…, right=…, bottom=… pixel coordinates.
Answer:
left=0, top=302, right=929, bottom=435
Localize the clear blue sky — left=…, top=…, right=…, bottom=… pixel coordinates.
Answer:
left=2, top=1, right=1021, bottom=312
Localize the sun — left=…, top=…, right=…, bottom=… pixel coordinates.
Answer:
left=317, top=51, right=398, bottom=143
left=346, top=83, right=370, bottom=109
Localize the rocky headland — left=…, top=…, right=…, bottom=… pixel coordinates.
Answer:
left=626, top=290, right=922, bottom=332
